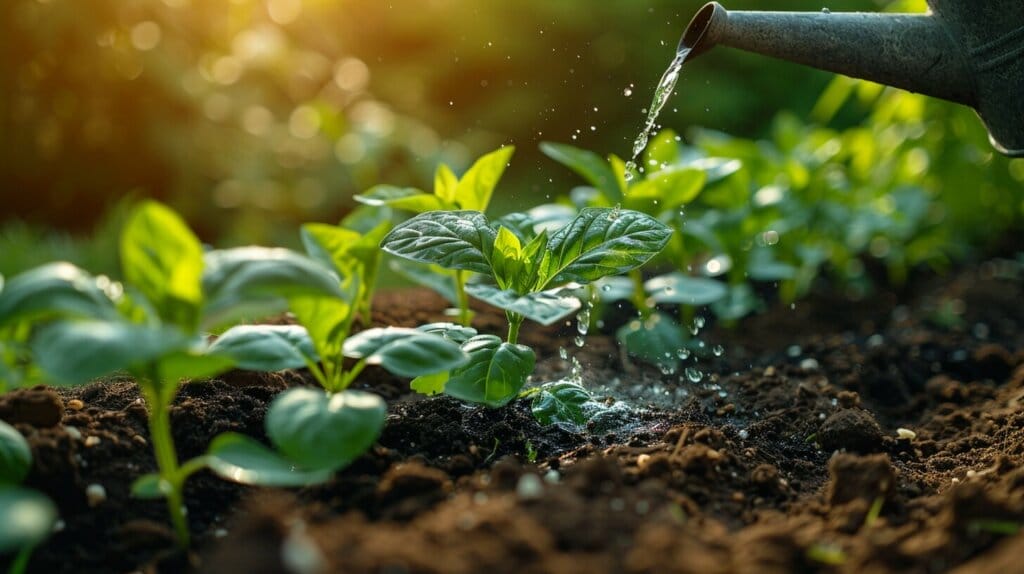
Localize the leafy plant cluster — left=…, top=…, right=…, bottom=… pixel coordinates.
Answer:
left=0, top=148, right=673, bottom=557
left=526, top=78, right=1022, bottom=372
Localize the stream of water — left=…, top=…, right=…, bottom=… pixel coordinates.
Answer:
left=623, top=46, right=691, bottom=182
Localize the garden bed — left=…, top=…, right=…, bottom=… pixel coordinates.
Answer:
left=4, top=257, right=1024, bottom=574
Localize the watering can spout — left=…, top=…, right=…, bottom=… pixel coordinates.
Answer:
left=681, top=1, right=1024, bottom=157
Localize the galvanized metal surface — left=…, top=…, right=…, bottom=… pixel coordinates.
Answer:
left=682, top=1, right=1024, bottom=157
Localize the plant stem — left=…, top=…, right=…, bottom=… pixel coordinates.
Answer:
left=8, top=545, right=33, bottom=574
left=455, top=270, right=472, bottom=327
left=141, top=374, right=190, bottom=548
left=336, top=359, right=367, bottom=392
left=507, top=313, right=524, bottom=344
left=630, top=269, right=652, bottom=320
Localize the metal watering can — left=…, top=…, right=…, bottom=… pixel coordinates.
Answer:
left=680, top=1, right=1024, bottom=157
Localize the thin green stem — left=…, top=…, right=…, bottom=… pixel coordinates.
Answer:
left=141, top=371, right=189, bottom=548
left=454, top=270, right=472, bottom=327
left=336, top=359, right=367, bottom=393
left=679, top=304, right=695, bottom=341
left=630, top=269, right=652, bottom=320
left=8, top=545, right=33, bottom=574
left=506, top=313, right=524, bottom=345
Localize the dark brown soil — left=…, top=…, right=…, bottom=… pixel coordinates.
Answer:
left=3, top=257, right=1024, bottom=574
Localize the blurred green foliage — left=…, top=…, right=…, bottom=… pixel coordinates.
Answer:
left=0, top=0, right=1020, bottom=285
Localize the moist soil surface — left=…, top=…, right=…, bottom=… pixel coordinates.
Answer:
left=4, top=257, right=1024, bottom=574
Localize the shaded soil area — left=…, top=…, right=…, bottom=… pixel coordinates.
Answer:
left=3, top=257, right=1024, bottom=574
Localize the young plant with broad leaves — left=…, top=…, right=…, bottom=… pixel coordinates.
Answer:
left=205, top=226, right=470, bottom=491
left=355, top=146, right=514, bottom=325
left=0, top=200, right=351, bottom=547
left=380, top=206, right=672, bottom=407
left=0, top=419, right=56, bottom=574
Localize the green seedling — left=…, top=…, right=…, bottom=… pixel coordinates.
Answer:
left=0, top=420, right=57, bottom=574
left=356, top=146, right=514, bottom=326
left=206, top=283, right=469, bottom=490
left=381, top=207, right=672, bottom=407
left=5, top=201, right=345, bottom=547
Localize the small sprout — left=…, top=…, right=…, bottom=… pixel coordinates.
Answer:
left=864, top=495, right=884, bottom=527
left=806, top=542, right=846, bottom=566
left=896, top=427, right=917, bottom=440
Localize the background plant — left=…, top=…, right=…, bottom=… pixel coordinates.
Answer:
left=356, top=146, right=515, bottom=325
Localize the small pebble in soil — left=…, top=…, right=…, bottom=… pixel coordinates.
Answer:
left=543, top=470, right=560, bottom=484
left=800, top=358, right=820, bottom=371
left=64, top=426, right=82, bottom=440
left=84, top=436, right=101, bottom=448
left=86, top=484, right=107, bottom=507
left=636, top=453, right=652, bottom=469
left=66, top=399, right=85, bottom=411
left=281, top=524, right=325, bottom=574
left=516, top=474, right=544, bottom=500
left=896, top=428, right=917, bottom=440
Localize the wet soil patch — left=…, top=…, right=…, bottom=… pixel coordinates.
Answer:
left=3, top=257, right=1024, bottom=573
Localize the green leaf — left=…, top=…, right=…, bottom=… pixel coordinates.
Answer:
left=388, top=261, right=458, bottom=305
left=491, top=227, right=525, bottom=290
left=454, top=146, right=514, bottom=211
left=0, top=263, right=118, bottom=327
left=300, top=224, right=361, bottom=272
left=685, top=156, right=742, bottom=184
left=410, top=371, right=448, bottom=396
left=464, top=283, right=580, bottom=326
left=202, top=247, right=344, bottom=330
left=627, top=167, right=706, bottom=209
left=593, top=276, right=635, bottom=302
left=354, top=185, right=447, bottom=213
left=748, top=250, right=797, bottom=281
left=31, top=320, right=193, bottom=385
left=0, top=485, right=57, bottom=553
left=415, top=322, right=478, bottom=344
left=444, top=335, right=535, bottom=407
left=209, top=325, right=317, bottom=372
left=616, top=313, right=686, bottom=371
left=540, top=142, right=623, bottom=203
left=130, top=473, right=171, bottom=499
left=0, top=421, right=31, bottom=485
left=434, top=163, right=459, bottom=204
left=266, top=388, right=386, bottom=471
left=644, top=129, right=681, bottom=168
left=644, top=273, right=727, bottom=306
left=380, top=211, right=496, bottom=275
left=531, top=381, right=592, bottom=425
left=343, top=327, right=468, bottom=378
left=157, top=350, right=236, bottom=383
left=206, top=432, right=333, bottom=487
left=120, top=200, right=204, bottom=329
left=288, top=294, right=355, bottom=363
left=712, top=283, right=759, bottom=321
left=540, top=208, right=672, bottom=287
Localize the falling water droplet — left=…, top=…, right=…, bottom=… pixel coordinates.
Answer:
left=574, top=335, right=585, bottom=347
left=623, top=47, right=691, bottom=187
left=559, top=347, right=568, bottom=360
left=684, top=367, right=703, bottom=383
left=712, top=345, right=724, bottom=357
